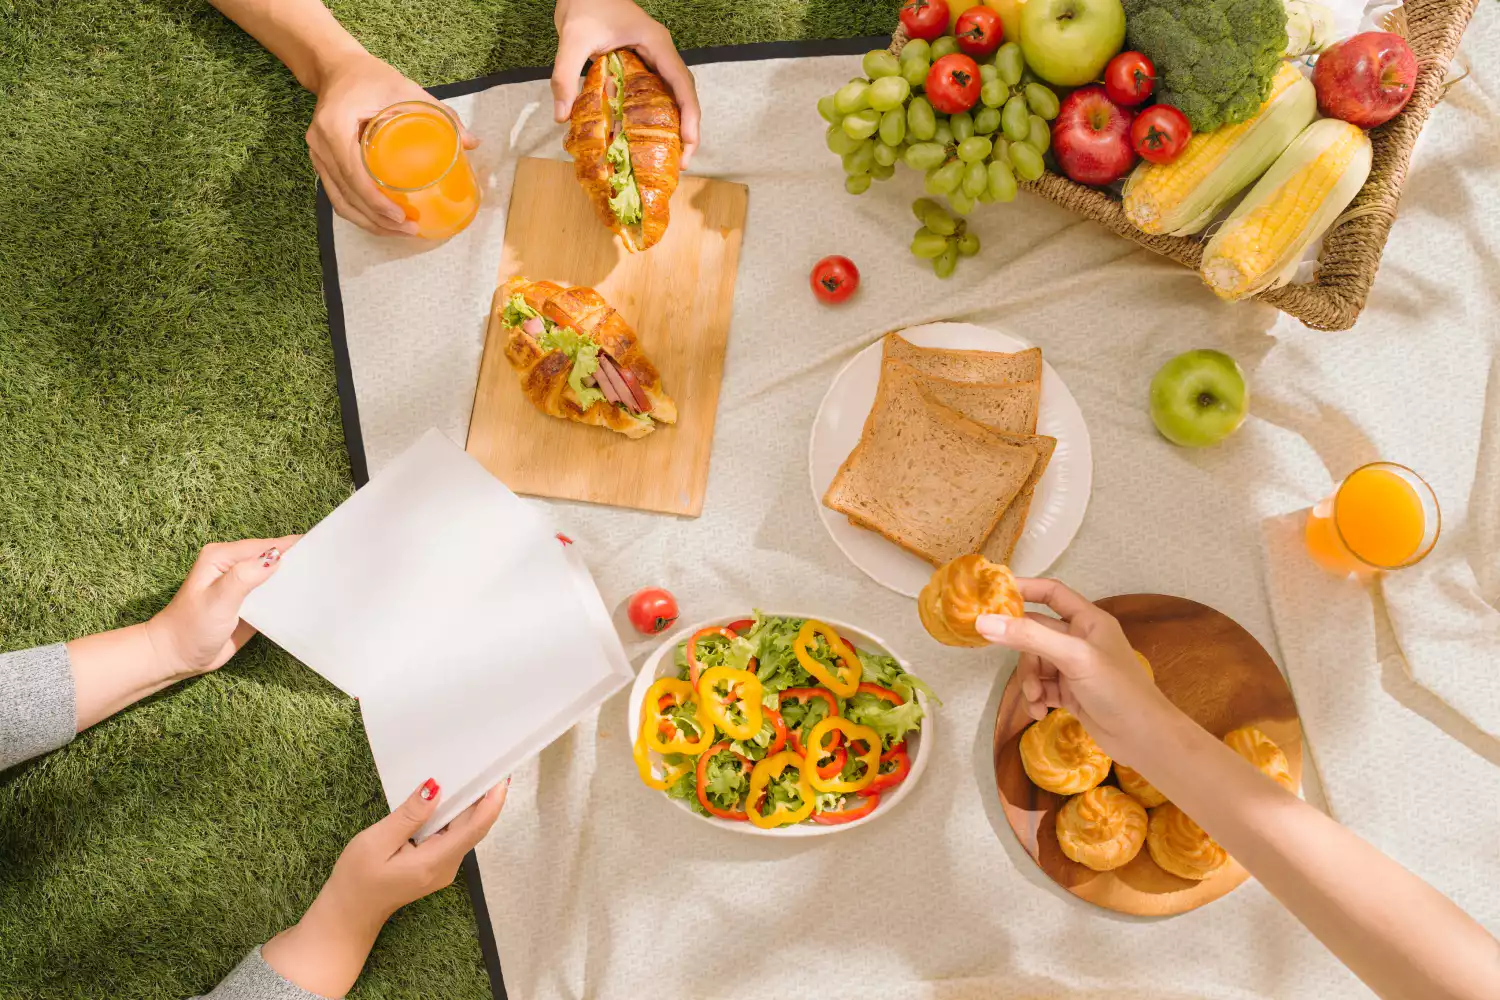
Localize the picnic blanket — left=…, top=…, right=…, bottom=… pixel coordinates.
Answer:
left=325, top=15, right=1500, bottom=999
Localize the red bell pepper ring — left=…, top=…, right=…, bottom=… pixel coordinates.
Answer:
left=762, top=706, right=788, bottom=757
left=687, top=626, right=738, bottom=687
left=857, top=681, right=905, bottom=705
left=815, top=745, right=847, bottom=781
left=859, top=743, right=912, bottom=796
left=696, top=741, right=753, bottom=821
left=726, top=618, right=756, bottom=635
left=811, top=792, right=880, bottom=825
left=782, top=687, right=842, bottom=756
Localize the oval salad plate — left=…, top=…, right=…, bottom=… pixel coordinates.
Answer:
left=627, top=613, right=933, bottom=837
left=809, top=322, right=1093, bottom=598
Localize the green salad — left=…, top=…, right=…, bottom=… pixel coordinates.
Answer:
left=633, top=612, right=937, bottom=829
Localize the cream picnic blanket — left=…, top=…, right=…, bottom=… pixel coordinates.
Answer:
left=327, top=10, right=1499, bottom=997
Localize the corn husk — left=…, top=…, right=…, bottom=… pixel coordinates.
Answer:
left=1122, top=63, right=1317, bottom=237
left=1199, top=118, right=1373, bottom=301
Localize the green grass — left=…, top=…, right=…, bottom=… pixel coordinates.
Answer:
left=0, top=1, right=898, bottom=997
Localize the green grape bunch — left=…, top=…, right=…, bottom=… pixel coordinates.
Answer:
left=815, top=39, right=1061, bottom=266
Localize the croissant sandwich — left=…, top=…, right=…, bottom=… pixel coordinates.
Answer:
left=564, top=49, right=681, bottom=252
left=497, top=276, right=677, bottom=439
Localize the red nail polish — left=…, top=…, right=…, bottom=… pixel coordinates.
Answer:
left=420, top=778, right=439, bottom=801
left=260, top=547, right=281, bottom=568
left=556, top=533, right=573, bottom=546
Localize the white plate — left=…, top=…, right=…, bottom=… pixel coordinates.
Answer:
left=627, top=613, right=932, bottom=837
left=809, top=322, right=1093, bottom=598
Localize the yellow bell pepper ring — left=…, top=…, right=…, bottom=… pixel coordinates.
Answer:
left=642, top=677, right=714, bottom=756
left=697, top=665, right=765, bottom=741
left=801, top=718, right=881, bottom=794
left=747, top=751, right=817, bottom=829
left=632, top=730, right=689, bottom=791
left=793, top=620, right=861, bottom=698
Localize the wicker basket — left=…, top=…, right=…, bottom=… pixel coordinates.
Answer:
left=890, top=0, right=1478, bottom=330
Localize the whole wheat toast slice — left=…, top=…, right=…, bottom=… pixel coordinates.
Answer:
left=981, top=432, right=1056, bottom=566
left=823, top=365, right=1038, bottom=566
left=884, top=358, right=1040, bottom=435
left=883, top=331, right=1043, bottom=384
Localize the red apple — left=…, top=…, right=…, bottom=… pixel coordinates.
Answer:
left=1312, top=31, right=1417, bottom=129
left=1051, top=85, right=1136, bottom=186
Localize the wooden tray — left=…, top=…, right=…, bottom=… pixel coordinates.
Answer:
left=992, top=594, right=1303, bottom=917
left=467, top=157, right=749, bottom=516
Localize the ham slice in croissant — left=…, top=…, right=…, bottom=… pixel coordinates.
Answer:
left=496, top=276, right=677, bottom=439
left=563, top=49, right=681, bottom=252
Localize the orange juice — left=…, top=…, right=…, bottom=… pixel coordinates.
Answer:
left=361, top=101, right=479, bottom=240
left=1304, top=463, right=1440, bottom=575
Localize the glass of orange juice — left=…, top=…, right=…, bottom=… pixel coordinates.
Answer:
left=361, top=100, right=479, bottom=240
left=1304, top=462, right=1441, bottom=576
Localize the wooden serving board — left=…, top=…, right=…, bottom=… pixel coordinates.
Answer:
left=992, top=594, right=1303, bottom=917
left=467, top=157, right=748, bottom=516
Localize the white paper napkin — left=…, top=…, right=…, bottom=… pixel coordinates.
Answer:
left=241, top=429, right=634, bottom=839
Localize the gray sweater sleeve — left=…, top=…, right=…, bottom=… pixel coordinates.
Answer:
left=0, top=643, right=78, bottom=770
left=193, top=947, right=330, bottom=1000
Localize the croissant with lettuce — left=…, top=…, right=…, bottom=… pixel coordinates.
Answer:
left=564, top=49, right=681, bottom=252
left=496, top=276, right=677, bottom=439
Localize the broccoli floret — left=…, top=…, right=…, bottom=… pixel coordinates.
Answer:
left=1123, top=0, right=1289, bottom=133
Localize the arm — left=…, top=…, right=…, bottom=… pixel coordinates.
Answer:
left=1, top=538, right=294, bottom=769
left=260, top=779, right=508, bottom=997
left=206, top=0, right=463, bottom=236
left=977, top=579, right=1499, bottom=1000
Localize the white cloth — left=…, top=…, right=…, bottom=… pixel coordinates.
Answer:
left=327, top=14, right=1500, bottom=998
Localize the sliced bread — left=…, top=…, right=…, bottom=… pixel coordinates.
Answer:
left=982, top=432, right=1056, bottom=566
left=885, top=358, right=1040, bottom=435
left=823, top=364, right=1038, bottom=566
left=883, top=331, right=1043, bottom=384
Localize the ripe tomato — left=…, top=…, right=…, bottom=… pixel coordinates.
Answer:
left=954, top=6, right=1003, bottom=58
left=627, top=587, right=679, bottom=635
left=899, top=0, right=951, bottom=41
left=925, top=53, right=981, bottom=114
left=1131, top=104, right=1191, bottom=164
left=1104, top=51, right=1156, bottom=107
left=810, top=255, right=859, bottom=304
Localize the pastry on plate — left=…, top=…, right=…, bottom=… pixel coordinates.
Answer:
left=1020, top=708, right=1111, bottom=795
left=1114, top=763, right=1167, bottom=808
left=919, top=553, right=1024, bottom=647
left=822, top=363, right=1039, bottom=566
left=1056, top=785, right=1148, bottom=871
left=1147, top=803, right=1229, bottom=880
left=563, top=49, right=681, bottom=251
left=496, top=276, right=676, bottom=438
left=883, top=332, right=1043, bottom=384
left=1224, top=725, right=1296, bottom=792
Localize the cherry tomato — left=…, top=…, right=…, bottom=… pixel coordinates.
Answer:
left=925, top=53, right=981, bottom=114
left=627, top=587, right=679, bottom=635
left=1131, top=104, right=1191, bottom=164
left=899, top=0, right=951, bottom=41
left=1104, top=51, right=1156, bottom=107
left=810, top=255, right=859, bottom=304
left=954, top=6, right=1003, bottom=59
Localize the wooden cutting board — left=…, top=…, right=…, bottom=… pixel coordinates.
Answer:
left=467, top=157, right=748, bottom=516
left=992, top=594, right=1303, bottom=917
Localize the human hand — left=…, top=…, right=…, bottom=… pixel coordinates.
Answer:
left=145, top=536, right=301, bottom=680
left=308, top=50, right=477, bottom=235
left=319, top=778, right=509, bottom=924
left=552, top=0, right=701, bottom=168
left=263, top=778, right=508, bottom=997
left=975, top=578, right=1174, bottom=759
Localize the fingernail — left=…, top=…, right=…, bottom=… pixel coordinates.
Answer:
left=420, top=778, right=440, bottom=801
left=505, top=774, right=512, bottom=787
left=260, top=547, right=281, bottom=568
left=976, top=614, right=1008, bottom=637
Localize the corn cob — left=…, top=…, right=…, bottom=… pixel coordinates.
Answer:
left=1122, top=63, right=1317, bottom=237
left=1200, top=118, right=1373, bottom=301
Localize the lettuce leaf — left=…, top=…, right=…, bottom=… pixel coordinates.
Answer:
left=535, top=324, right=604, bottom=410
left=845, top=691, right=925, bottom=749
left=604, top=53, right=643, bottom=227
left=501, top=293, right=539, bottom=328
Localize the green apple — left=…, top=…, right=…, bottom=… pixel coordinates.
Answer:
left=1149, top=350, right=1249, bottom=447
left=1019, top=0, right=1126, bottom=88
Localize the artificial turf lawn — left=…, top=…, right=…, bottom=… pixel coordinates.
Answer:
left=0, top=1, right=900, bottom=997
